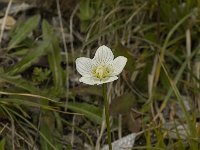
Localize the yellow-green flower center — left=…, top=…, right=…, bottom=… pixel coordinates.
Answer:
left=92, top=65, right=111, bottom=79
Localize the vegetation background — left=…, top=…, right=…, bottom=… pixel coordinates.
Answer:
left=0, top=0, right=200, bottom=149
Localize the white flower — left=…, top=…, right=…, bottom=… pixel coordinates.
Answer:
left=75, top=45, right=127, bottom=85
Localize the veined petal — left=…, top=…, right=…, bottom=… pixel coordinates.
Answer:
left=111, top=56, right=127, bottom=76
left=79, top=77, right=96, bottom=85
left=93, top=45, right=114, bottom=65
left=98, top=76, right=118, bottom=84
left=75, top=57, right=93, bottom=77
left=79, top=76, right=118, bottom=85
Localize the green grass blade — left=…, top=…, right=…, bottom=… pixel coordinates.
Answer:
left=0, top=74, right=40, bottom=93
left=3, top=106, right=58, bottom=150
left=58, top=102, right=102, bottom=124
left=0, top=138, right=5, bottom=150
left=42, top=20, right=63, bottom=90
left=160, top=57, right=198, bottom=150
left=154, top=43, right=200, bottom=120
left=40, top=119, right=62, bottom=150
left=8, top=15, right=40, bottom=49
left=0, top=98, right=56, bottom=111
left=7, top=41, right=50, bottom=75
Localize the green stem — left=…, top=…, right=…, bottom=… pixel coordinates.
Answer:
left=102, top=84, right=112, bottom=150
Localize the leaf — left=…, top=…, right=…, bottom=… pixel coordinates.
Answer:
left=0, top=74, right=41, bottom=94
left=72, top=85, right=102, bottom=96
left=8, top=15, right=40, bottom=49
left=109, top=93, right=136, bottom=116
left=58, top=102, right=102, bottom=124
left=78, top=0, right=94, bottom=21
left=7, top=41, right=50, bottom=75
left=0, top=98, right=55, bottom=111
left=68, top=102, right=102, bottom=124
left=0, top=138, right=5, bottom=150
left=127, top=117, right=141, bottom=133
left=40, top=114, right=62, bottom=150
left=42, top=20, right=63, bottom=90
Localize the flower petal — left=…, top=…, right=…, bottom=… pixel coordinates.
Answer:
left=111, top=56, right=127, bottom=76
left=79, top=76, right=118, bottom=85
left=99, top=76, right=118, bottom=84
left=93, top=45, right=114, bottom=65
left=75, top=57, right=93, bottom=77
left=79, top=77, right=96, bottom=85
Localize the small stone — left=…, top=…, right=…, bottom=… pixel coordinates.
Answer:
left=102, top=133, right=137, bottom=150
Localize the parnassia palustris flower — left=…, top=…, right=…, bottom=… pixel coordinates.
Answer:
left=75, top=45, right=127, bottom=85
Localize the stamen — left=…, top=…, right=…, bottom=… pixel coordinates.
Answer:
left=92, top=65, right=111, bottom=79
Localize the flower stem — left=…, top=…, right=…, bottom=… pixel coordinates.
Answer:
left=102, top=84, right=112, bottom=150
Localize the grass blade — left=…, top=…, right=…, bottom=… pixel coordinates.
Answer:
left=7, top=41, right=50, bottom=75
left=42, top=20, right=63, bottom=91
left=8, top=15, right=40, bottom=49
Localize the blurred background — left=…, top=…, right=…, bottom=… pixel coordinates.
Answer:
left=0, top=0, right=200, bottom=149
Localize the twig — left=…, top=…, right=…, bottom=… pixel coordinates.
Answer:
left=31, top=109, right=42, bottom=150
left=69, top=4, right=79, bottom=148
left=56, top=0, right=69, bottom=112
left=0, top=122, right=35, bottom=149
left=0, top=0, right=13, bottom=47
left=70, top=4, right=79, bottom=88
left=95, top=110, right=106, bottom=150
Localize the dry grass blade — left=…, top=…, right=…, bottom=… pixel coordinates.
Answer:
left=0, top=0, right=13, bottom=46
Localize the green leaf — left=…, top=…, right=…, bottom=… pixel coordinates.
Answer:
left=0, top=74, right=40, bottom=94
left=0, top=98, right=54, bottom=110
left=7, top=41, right=50, bottom=75
left=72, top=85, right=102, bottom=97
left=8, top=15, right=40, bottom=49
left=40, top=115, right=62, bottom=150
left=42, top=20, right=63, bottom=91
left=0, top=138, right=5, bottom=150
left=58, top=102, right=102, bottom=124
left=78, top=0, right=94, bottom=21
left=109, top=93, right=136, bottom=116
